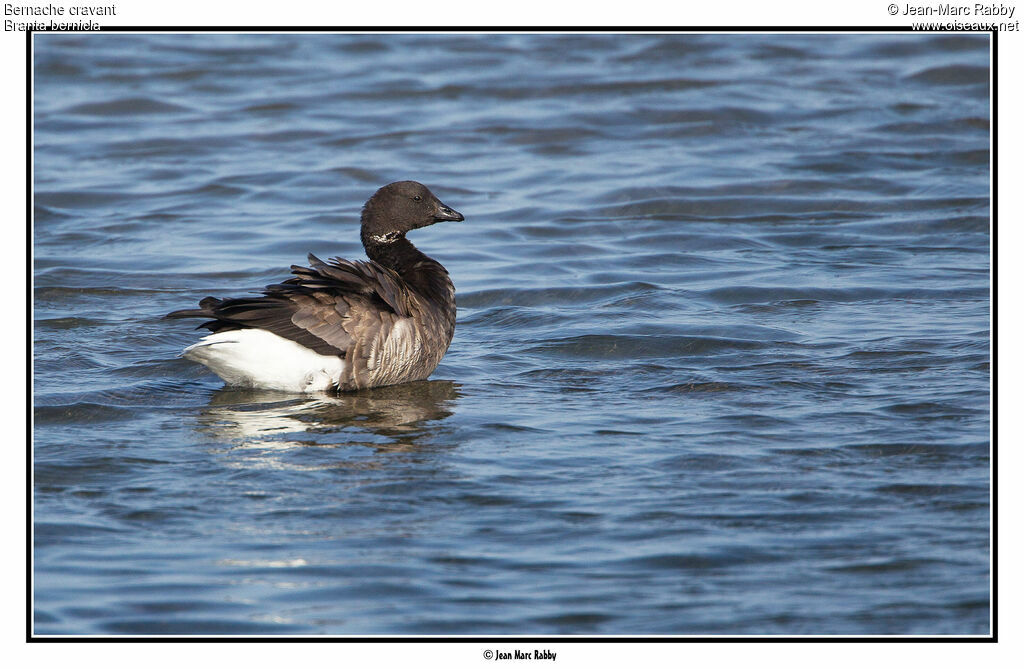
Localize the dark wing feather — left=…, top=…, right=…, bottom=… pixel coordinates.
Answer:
left=165, top=254, right=415, bottom=358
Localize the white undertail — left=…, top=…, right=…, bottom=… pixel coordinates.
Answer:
left=182, top=329, right=346, bottom=393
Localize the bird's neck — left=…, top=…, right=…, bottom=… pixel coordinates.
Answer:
left=362, top=233, right=454, bottom=308
left=362, top=233, right=425, bottom=271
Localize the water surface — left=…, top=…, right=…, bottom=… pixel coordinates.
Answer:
left=33, top=32, right=990, bottom=635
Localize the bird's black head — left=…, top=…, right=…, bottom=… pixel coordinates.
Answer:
left=360, top=181, right=464, bottom=246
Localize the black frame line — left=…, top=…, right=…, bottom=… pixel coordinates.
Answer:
left=25, top=24, right=998, bottom=644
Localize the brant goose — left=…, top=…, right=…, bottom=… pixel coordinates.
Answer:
left=167, top=181, right=464, bottom=393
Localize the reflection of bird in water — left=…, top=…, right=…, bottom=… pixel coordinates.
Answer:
left=196, top=380, right=460, bottom=468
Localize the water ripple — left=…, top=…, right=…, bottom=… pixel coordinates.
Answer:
left=32, top=32, right=990, bottom=636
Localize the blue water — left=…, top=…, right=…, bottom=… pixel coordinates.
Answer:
left=33, top=32, right=990, bottom=635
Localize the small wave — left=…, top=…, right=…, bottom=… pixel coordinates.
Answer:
left=881, top=401, right=978, bottom=417
left=871, top=117, right=989, bottom=136
left=527, top=333, right=767, bottom=360
left=34, top=316, right=108, bottom=329
left=242, top=129, right=329, bottom=144
left=34, top=189, right=144, bottom=208
left=242, top=101, right=300, bottom=113
left=826, top=558, right=946, bottom=574
left=609, top=548, right=783, bottom=570
left=875, top=483, right=983, bottom=497
left=34, top=403, right=136, bottom=425
left=643, top=381, right=748, bottom=394
left=843, top=442, right=987, bottom=458
left=705, top=285, right=988, bottom=305
left=63, top=97, right=193, bottom=116
left=906, top=65, right=989, bottom=86
left=459, top=283, right=661, bottom=308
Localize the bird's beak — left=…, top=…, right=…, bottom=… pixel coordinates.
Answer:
left=434, top=201, right=465, bottom=222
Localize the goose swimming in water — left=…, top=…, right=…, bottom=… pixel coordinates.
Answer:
left=167, top=181, right=464, bottom=393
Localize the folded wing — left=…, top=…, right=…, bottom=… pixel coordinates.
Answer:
left=166, top=254, right=415, bottom=359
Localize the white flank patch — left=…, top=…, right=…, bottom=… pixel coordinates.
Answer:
left=182, top=329, right=346, bottom=393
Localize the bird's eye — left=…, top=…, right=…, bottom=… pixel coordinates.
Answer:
left=413, top=195, right=422, bottom=201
